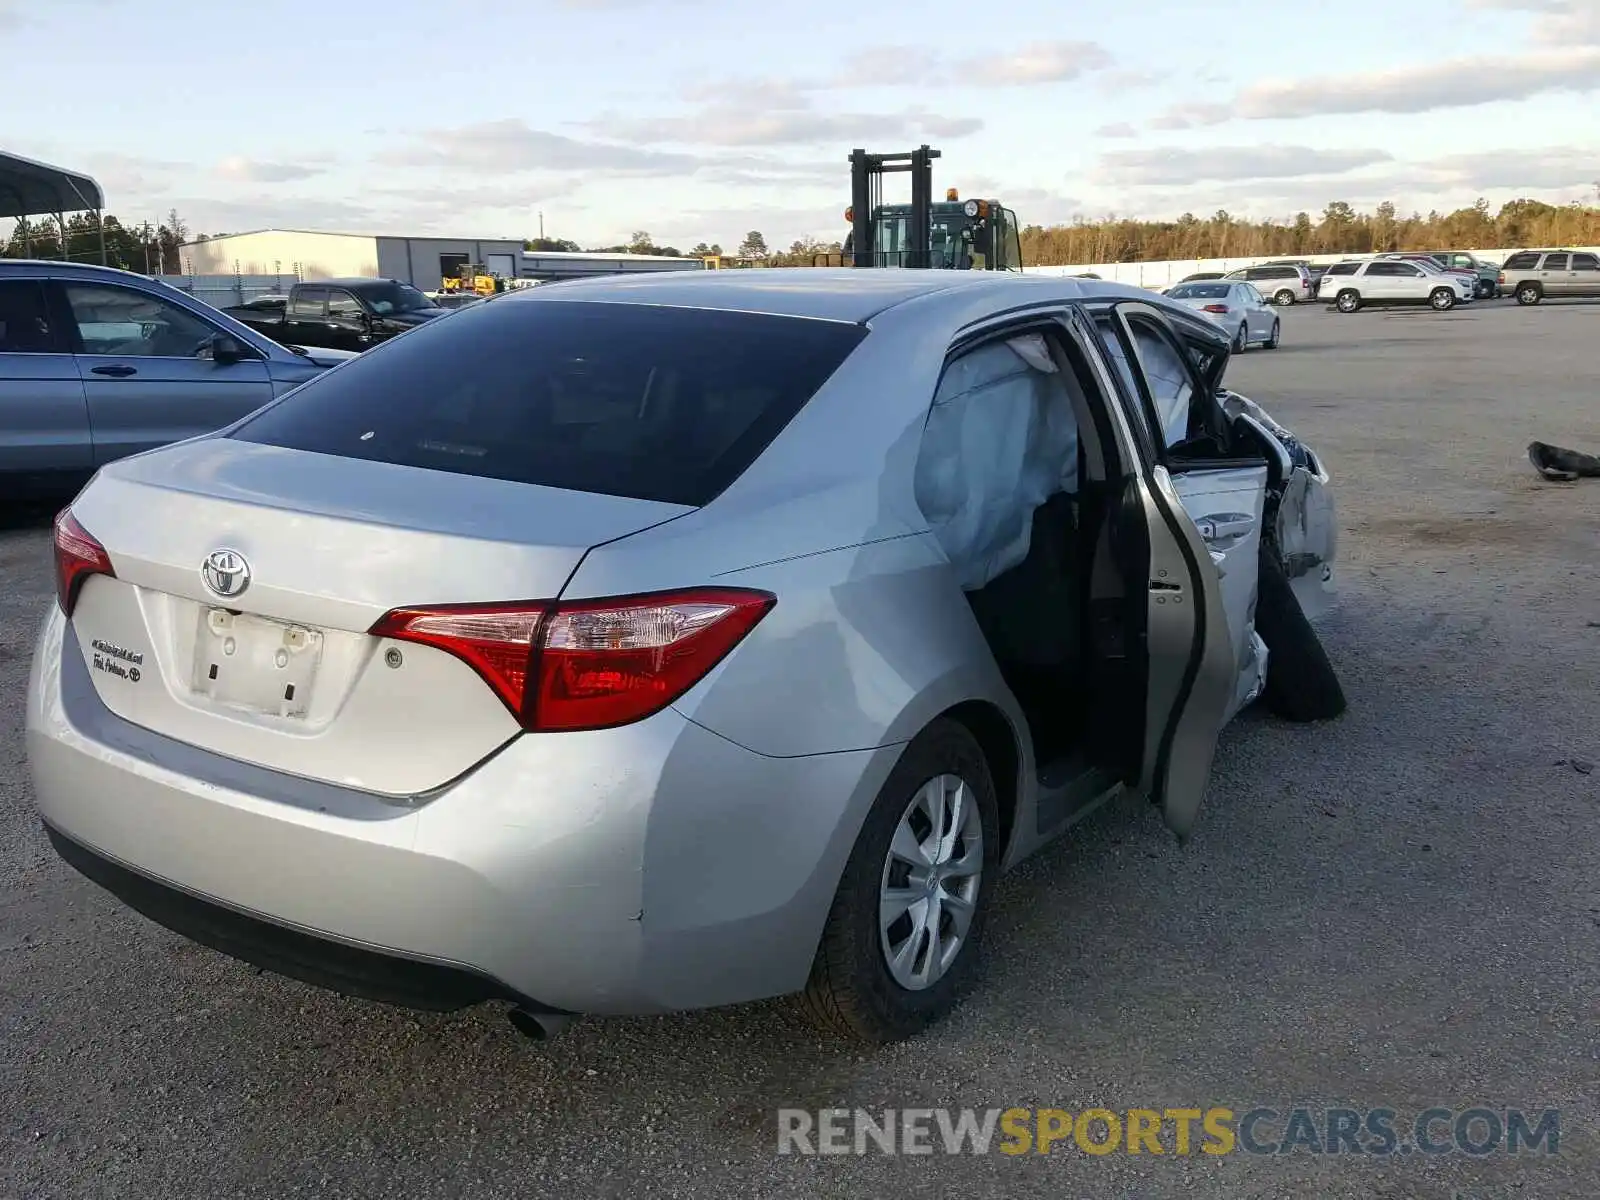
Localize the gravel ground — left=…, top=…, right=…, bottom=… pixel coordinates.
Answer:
left=3, top=296, right=1598, bottom=1199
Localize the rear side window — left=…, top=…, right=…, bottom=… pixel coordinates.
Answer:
left=1503, top=252, right=1540, bottom=270
left=289, top=288, right=327, bottom=319
left=0, top=279, right=61, bottom=353
left=1543, top=254, right=1569, bottom=271
left=231, top=298, right=868, bottom=507
left=1325, top=262, right=1358, bottom=276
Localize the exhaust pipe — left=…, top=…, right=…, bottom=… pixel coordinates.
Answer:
left=507, top=1007, right=577, bottom=1042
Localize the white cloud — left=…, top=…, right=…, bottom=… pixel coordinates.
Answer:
left=1148, top=103, right=1231, bottom=130
left=1095, top=122, right=1139, bottom=138
left=215, top=157, right=327, bottom=184
left=1239, top=47, right=1600, bottom=119
left=1469, top=0, right=1600, bottom=45
left=1147, top=33, right=1600, bottom=129
left=1095, top=145, right=1395, bottom=187
left=1081, top=142, right=1600, bottom=222
left=375, top=119, right=701, bottom=173
left=828, top=39, right=1113, bottom=88
left=587, top=97, right=982, bottom=148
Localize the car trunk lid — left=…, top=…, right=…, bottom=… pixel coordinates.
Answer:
left=65, top=437, right=693, bottom=796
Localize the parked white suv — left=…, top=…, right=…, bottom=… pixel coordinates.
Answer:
left=1322, top=259, right=1475, bottom=313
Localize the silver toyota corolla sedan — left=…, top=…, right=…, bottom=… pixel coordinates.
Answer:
left=27, top=269, right=1339, bottom=1044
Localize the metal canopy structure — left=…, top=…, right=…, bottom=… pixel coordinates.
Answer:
left=0, top=150, right=108, bottom=263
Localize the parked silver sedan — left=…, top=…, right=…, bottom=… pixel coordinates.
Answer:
left=27, top=270, right=1340, bottom=1044
left=1, top=262, right=356, bottom=499
left=1163, top=280, right=1281, bottom=351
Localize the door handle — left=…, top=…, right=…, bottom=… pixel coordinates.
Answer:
left=90, top=364, right=137, bottom=377
left=1196, top=513, right=1255, bottom=542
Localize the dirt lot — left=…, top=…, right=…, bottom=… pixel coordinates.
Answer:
left=3, top=297, right=1598, bottom=1199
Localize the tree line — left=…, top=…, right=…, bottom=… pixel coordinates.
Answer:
left=623, top=198, right=1600, bottom=267
left=2, top=209, right=190, bottom=273
left=1016, top=198, right=1600, bottom=265
left=6, top=198, right=1597, bottom=274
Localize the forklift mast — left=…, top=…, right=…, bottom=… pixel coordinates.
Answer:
left=849, top=145, right=938, bottom=269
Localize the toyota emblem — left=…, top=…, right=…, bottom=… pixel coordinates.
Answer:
left=201, top=548, right=251, bottom=599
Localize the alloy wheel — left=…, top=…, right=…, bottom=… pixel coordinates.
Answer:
left=879, top=773, right=984, bottom=991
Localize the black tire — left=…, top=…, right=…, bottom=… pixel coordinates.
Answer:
left=1255, top=550, right=1346, bottom=722
left=1336, top=289, right=1360, bottom=313
left=1430, top=287, right=1456, bottom=311
left=1265, top=320, right=1281, bottom=349
left=1233, top=323, right=1249, bottom=352
left=1515, top=283, right=1542, bottom=306
left=1273, top=288, right=1297, bottom=306
left=801, top=718, right=1001, bottom=1043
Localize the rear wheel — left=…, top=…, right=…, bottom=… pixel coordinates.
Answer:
left=801, top=719, right=999, bottom=1043
left=1234, top=323, right=1249, bottom=352
left=1265, top=319, right=1281, bottom=349
left=1273, top=288, right=1297, bottom=306
left=1430, top=288, right=1456, bottom=311
left=1336, top=290, right=1360, bottom=313
left=1516, top=283, right=1542, bottom=306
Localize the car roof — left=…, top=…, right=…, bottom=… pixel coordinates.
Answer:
left=302, top=277, right=408, bottom=288
left=505, top=267, right=1167, bottom=324
left=0, top=259, right=161, bottom=283
left=519, top=268, right=1236, bottom=350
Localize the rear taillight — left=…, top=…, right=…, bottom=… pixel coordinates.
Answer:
left=53, top=509, right=115, bottom=616
left=1498, top=271, right=1506, bottom=284
left=370, top=587, right=775, bottom=732
left=1202, top=303, right=1229, bottom=313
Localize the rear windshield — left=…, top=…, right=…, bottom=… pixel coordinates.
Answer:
left=230, top=298, right=867, bottom=507
left=1168, top=283, right=1230, bottom=299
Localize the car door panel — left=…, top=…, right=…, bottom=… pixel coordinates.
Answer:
left=324, top=289, right=370, bottom=350
left=1110, top=300, right=1269, bottom=715
left=1073, top=303, right=1247, bottom=837
left=57, top=280, right=276, bottom=465
left=1248, top=288, right=1271, bottom=338
left=0, top=278, right=92, bottom=479
left=1139, top=463, right=1239, bottom=837
left=1539, top=255, right=1568, bottom=297
left=1167, top=464, right=1268, bottom=675
left=1567, top=254, right=1599, bottom=297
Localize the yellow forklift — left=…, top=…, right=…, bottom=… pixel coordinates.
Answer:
left=440, top=262, right=506, bottom=296
left=836, top=145, right=1025, bottom=271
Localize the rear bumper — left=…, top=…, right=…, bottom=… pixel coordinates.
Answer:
left=27, top=608, right=898, bottom=1016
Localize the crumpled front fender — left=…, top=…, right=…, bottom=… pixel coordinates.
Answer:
left=1219, top=389, right=1338, bottom=620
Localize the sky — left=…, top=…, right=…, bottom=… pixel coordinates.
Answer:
left=3, top=0, right=1597, bottom=250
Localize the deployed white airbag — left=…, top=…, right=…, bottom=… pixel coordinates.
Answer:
left=914, top=334, right=1079, bottom=591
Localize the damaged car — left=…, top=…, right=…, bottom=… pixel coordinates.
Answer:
left=27, top=270, right=1341, bottom=1046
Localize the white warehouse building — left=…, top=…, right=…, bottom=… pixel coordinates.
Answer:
left=179, top=228, right=707, bottom=288
left=179, top=229, right=527, bottom=290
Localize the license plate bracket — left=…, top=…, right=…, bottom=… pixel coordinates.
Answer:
left=191, top=608, right=324, bottom=719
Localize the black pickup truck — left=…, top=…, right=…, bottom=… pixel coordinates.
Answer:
left=221, top=277, right=449, bottom=352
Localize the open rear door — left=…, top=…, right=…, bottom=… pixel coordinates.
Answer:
left=1135, top=463, right=1239, bottom=839
left=1059, top=304, right=1239, bottom=840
